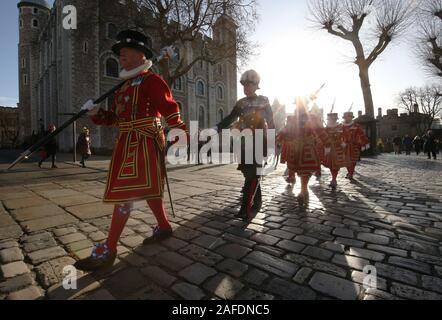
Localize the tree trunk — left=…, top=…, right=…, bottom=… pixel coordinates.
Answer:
left=358, top=63, right=377, bottom=155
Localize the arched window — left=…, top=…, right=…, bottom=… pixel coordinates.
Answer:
left=107, top=23, right=118, bottom=40
left=32, top=19, right=39, bottom=28
left=196, top=80, right=205, bottom=96
left=173, top=77, right=182, bottom=91
left=217, top=109, right=224, bottom=123
left=217, top=85, right=224, bottom=100
left=199, top=106, right=205, bottom=129
left=105, top=58, right=119, bottom=78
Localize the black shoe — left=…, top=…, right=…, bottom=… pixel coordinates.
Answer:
left=143, top=226, right=173, bottom=245
left=74, top=244, right=116, bottom=272
left=38, top=161, right=42, bottom=168
left=51, top=164, right=58, bottom=169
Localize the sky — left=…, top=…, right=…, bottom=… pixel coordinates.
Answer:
left=0, top=0, right=434, bottom=116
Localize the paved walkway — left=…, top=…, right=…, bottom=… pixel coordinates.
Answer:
left=0, top=154, right=441, bottom=300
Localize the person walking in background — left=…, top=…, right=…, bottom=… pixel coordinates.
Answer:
left=413, top=136, right=423, bottom=155
left=393, top=136, right=402, bottom=155
left=77, top=127, right=92, bottom=168
left=377, top=138, right=384, bottom=153
left=403, top=135, right=413, bottom=156
left=38, top=124, right=58, bottom=169
left=423, top=130, right=437, bottom=160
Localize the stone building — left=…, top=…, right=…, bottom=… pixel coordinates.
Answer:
left=17, top=0, right=237, bottom=153
left=0, top=106, right=20, bottom=148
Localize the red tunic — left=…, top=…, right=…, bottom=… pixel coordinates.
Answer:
left=91, top=71, right=187, bottom=203
left=278, top=127, right=330, bottom=176
left=342, top=122, right=369, bottom=164
left=323, top=125, right=347, bottom=171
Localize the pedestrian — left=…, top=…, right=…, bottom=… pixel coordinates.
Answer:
left=342, top=112, right=370, bottom=181
left=413, top=136, right=422, bottom=155
left=377, top=138, right=384, bottom=153
left=215, top=70, right=275, bottom=221
left=74, top=30, right=188, bottom=271
left=76, top=127, right=92, bottom=168
left=278, top=100, right=330, bottom=204
left=393, top=136, right=402, bottom=155
left=38, top=124, right=58, bottom=169
left=423, top=130, right=437, bottom=160
left=403, top=134, right=413, bottom=156
left=323, top=113, right=347, bottom=190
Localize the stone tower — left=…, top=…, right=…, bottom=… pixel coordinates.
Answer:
left=213, top=11, right=238, bottom=116
left=17, top=0, right=51, bottom=138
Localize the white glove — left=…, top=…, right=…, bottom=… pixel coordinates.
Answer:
left=324, top=148, right=331, bottom=155
left=81, top=99, right=97, bottom=111
left=341, top=142, right=347, bottom=148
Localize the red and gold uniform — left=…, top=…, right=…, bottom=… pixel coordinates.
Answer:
left=324, top=124, right=347, bottom=171
left=91, top=71, right=186, bottom=203
left=342, top=115, right=369, bottom=179
left=278, top=117, right=329, bottom=177
left=74, top=30, right=188, bottom=271
left=323, top=113, right=347, bottom=188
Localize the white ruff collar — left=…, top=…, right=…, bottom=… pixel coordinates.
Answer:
left=343, top=121, right=354, bottom=127
left=119, top=60, right=153, bottom=80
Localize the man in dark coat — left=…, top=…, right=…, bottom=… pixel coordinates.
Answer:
left=38, top=124, right=58, bottom=168
left=424, top=130, right=437, bottom=160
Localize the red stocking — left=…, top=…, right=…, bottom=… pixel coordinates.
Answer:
left=247, top=179, right=258, bottom=218
left=147, top=199, right=172, bottom=231
left=331, top=170, right=338, bottom=183
left=107, top=203, right=132, bottom=253
left=301, top=176, right=310, bottom=194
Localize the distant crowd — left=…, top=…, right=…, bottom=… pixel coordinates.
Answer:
left=377, top=130, right=440, bottom=160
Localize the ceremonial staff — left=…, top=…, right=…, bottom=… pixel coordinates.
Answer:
left=6, top=46, right=177, bottom=171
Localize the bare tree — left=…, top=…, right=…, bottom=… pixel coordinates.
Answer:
left=398, top=84, right=442, bottom=134
left=415, top=0, right=442, bottom=78
left=418, top=84, right=442, bottom=130
left=308, top=0, right=415, bottom=150
left=117, top=0, right=259, bottom=86
left=397, top=87, right=419, bottom=114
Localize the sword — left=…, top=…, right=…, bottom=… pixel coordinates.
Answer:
left=6, top=46, right=177, bottom=171
left=153, top=139, right=176, bottom=218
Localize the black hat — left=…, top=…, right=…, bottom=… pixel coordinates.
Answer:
left=343, top=112, right=354, bottom=119
left=112, top=30, right=153, bottom=59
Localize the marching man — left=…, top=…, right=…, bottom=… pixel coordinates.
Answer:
left=323, top=113, right=347, bottom=189
left=74, top=30, right=187, bottom=271
left=215, top=70, right=275, bottom=221
left=342, top=112, right=370, bottom=181
left=278, top=99, right=330, bottom=204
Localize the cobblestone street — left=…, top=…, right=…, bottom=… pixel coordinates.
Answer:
left=0, top=154, right=441, bottom=300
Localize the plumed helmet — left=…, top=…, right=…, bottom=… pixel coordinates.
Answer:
left=240, top=70, right=261, bottom=88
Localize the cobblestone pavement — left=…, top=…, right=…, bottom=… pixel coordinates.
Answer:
left=0, top=154, right=441, bottom=300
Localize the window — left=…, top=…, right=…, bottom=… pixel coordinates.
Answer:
left=196, top=80, right=205, bottom=96
left=83, top=41, right=88, bottom=54
left=199, top=106, right=205, bottom=128
left=217, top=109, right=224, bottom=123
left=173, top=77, right=183, bottom=91
left=218, top=64, right=223, bottom=75
left=32, top=19, right=38, bottom=28
left=217, top=85, right=224, bottom=100
left=33, top=8, right=39, bottom=14
left=21, top=58, right=26, bottom=69
left=107, top=23, right=118, bottom=40
left=105, top=58, right=119, bottom=78
left=23, top=74, right=28, bottom=85
left=19, top=19, right=23, bottom=28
